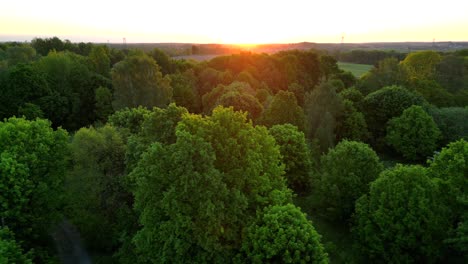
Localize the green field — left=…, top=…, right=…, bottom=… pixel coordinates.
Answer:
left=337, top=62, right=373, bottom=78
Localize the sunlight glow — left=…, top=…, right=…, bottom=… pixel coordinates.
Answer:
left=1, top=0, right=467, bottom=43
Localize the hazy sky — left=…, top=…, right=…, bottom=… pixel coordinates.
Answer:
left=1, top=0, right=467, bottom=43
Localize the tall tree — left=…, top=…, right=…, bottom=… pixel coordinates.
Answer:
left=353, top=165, right=449, bottom=263
left=318, top=140, right=383, bottom=221
left=0, top=118, right=68, bottom=259
left=386, top=105, right=441, bottom=161
left=242, top=204, right=328, bottom=263
left=261, top=90, right=304, bottom=130
left=132, top=107, right=292, bottom=262
left=269, top=124, right=313, bottom=192
left=112, top=51, right=172, bottom=110
left=305, top=81, right=343, bottom=140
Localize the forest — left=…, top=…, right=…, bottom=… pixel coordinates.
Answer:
left=0, top=36, right=467, bottom=263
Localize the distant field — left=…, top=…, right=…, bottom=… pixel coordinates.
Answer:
left=337, top=62, right=373, bottom=78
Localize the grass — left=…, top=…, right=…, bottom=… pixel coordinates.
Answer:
left=337, top=62, right=373, bottom=78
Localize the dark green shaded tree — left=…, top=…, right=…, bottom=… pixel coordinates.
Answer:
left=362, top=85, right=426, bottom=142
left=94, top=86, right=114, bottom=123
left=4, top=45, right=36, bottom=66
left=66, top=125, right=130, bottom=253
left=305, top=81, right=343, bottom=141
left=429, top=140, right=468, bottom=257
left=170, top=69, right=201, bottom=113
left=269, top=124, right=312, bottom=192
left=338, top=87, right=364, bottom=111
left=386, top=105, right=440, bottom=161
left=262, top=90, right=305, bottom=131
left=319, top=140, right=383, bottom=221
left=0, top=228, right=32, bottom=264
left=242, top=204, right=328, bottom=264
left=429, top=107, right=468, bottom=146
left=89, top=45, right=111, bottom=77
left=149, top=48, right=174, bottom=75
left=112, top=52, right=172, bottom=110
left=358, top=57, right=408, bottom=95
left=336, top=100, right=370, bottom=142
left=0, top=63, right=50, bottom=119
left=353, top=165, right=449, bottom=263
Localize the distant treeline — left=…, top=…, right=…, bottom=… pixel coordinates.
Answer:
left=337, top=50, right=407, bottom=65
left=0, top=36, right=467, bottom=264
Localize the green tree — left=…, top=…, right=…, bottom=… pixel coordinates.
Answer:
left=353, top=165, right=449, bottom=263
left=402, top=50, right=442, bottom=81
left=261, top=90, right=305, bottom=131
left=358, top=57, right=408, bottom=95
left=0, top=117, right=68, bottom=256
left=336, top=99, right=370, bottom=142
left=305, top=80, right=343, bottom=140
left=132, top=107, right=292, bottom=262
left=36, top=51, right=105, bottom=129
left=125, top=104, right=188, bottom=172
left=89, top=45, right=111, bottom=77
left=339, top=87, right=364, bottom=110
left=242, top=204, right=328, bottom=264
left=149, top=48, right=174, bottom=75
left=269, top=124, right=312, bottom=192
left=429, top=107, right=468, bottom=146
left=386, top=105, right=441, bottom=161
left=314, top=112, right=336, bottom=153
left=0, top=63, right=50, bottom=119
left=107, top=106, right=151, bottom=136
left=0, top=228, right=32, bottom=264
left=4, top=45, right=36, bottom=66
left=428, top=140, right=468, bottom=256
left=94, top=86, right=114, bottom=123
left=170, top=69, right=201, bottom=113
left=319, top=140, right=383, bottom=221
left=112, top=51, right=172, bottom=110
left=362, top=85, right=426, bottom=142
left=66, top=125, right=130, bottom=253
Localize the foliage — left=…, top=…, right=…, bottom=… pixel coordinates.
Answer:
left=336, top=99, right=370, bottom=142
left=261, top=90, right=305, bottom=130
left=401, top=50, right=442, bottom=81
left=318, top=140, right=383, bottom=221
left=170, top=69, right=201, bottom=113
left=0, top=117, right=68, bottom=254
left=112, top=51, right=172, bottom=110
left=305, top=80, right=343, bottom=141
left=66, top=125, right=130, bottom=252
left=0, top=63, right=50, bottom=119
left=428, top=140, right=468, bottom=255
left=36, top=50, right=107, bottom=130
left=362, top=85, right=426, bottom=141
left=242, top=204, right=328, bottom=264
left=125, top=104, right=188, bottom=172
left=269, top=124, right=312, bottom=192
left=132, top=107, right=292, bottom=262
left=94, top=86, right=114, bottom=123
left=386, top=105, right=441, bottom=160
left=353, top=165, right=449, bottom=263
left=0, top=228, right=33, bottom=264
left=107, top=106, right=151, bottom=135
left=358, top=57, right=408, bottom=95
left=429, top=107, right=468, bottom=146
left=89, top=45, right=111, bottom=77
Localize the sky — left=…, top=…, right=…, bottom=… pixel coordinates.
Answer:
left=1, top=0, right=467, bottom=44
